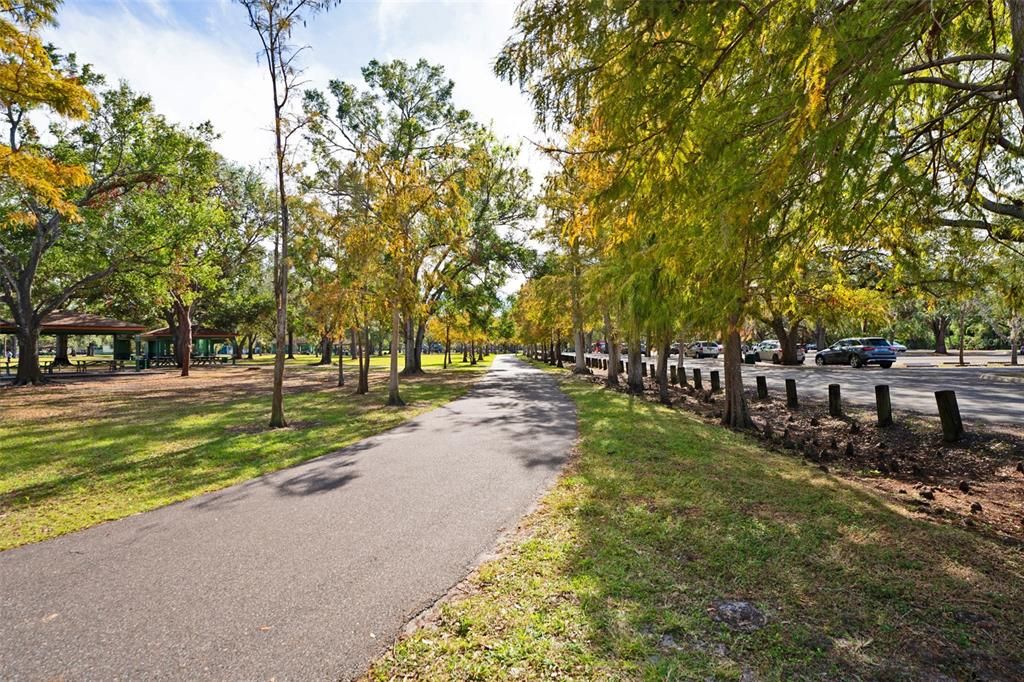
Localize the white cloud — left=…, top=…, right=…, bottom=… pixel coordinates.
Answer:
left=49, top=2, right=282, bottom=169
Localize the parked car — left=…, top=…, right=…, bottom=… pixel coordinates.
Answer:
left=889, top=341, right=908, bottom=353
left=669, top=343, right=680, bottom=355
left=688, top=341, right=719, bottom=359
left=754, top=340, right=805, bottom=364
left=814, top=337, right=897, bottom=368
left=591, top=341, right=608, bottom=354
left=620, top=343, right=647, bottom=356
left=805, top=342, right=818, bottom=352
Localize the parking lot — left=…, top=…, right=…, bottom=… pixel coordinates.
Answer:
left=580, top=351, right=1024, bottom=425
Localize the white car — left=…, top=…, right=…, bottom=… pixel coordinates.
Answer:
left=688, top=341, right=719, bottom=359
left=890, top=341, right=908, bottom=353
left=755, top=340, right=805, bottom=364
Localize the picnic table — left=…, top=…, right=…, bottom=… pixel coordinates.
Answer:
left=192, top=355, right=231, bottom=366
left=74, top=359, right=126, bottom=373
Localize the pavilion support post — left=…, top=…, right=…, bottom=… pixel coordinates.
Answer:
left=54, top=333, right=70, bottom=366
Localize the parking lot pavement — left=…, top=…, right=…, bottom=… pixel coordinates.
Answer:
left=577, top=352, right=1024, bottom=426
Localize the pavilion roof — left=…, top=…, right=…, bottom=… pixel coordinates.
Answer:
left=143, top=325, right=235, bottom=339
left=0, top=311, right=147, bottom=335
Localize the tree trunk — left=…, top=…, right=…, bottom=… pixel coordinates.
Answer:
left=337, top=337, right=345, bottom=387
left=387, top=306, right=404, bottom=406
left=174, top=300, right=192, bottom=378
left=356, top=328, right=370, bottom=395
left=402, top=321, right=425, bottom=375
left=286, top=329, right=295, bottom=359
left=656, top=338, right=671, bottom=404
left=1011, top=317, right=1021, bottom=366
left=318, top=334, right=332, bottom=365
left=814, top=318, right=825, bottom=351
left=931, top=315, right=950, bottom=354
left=722, top=321, right=753, bottom=429
left=470, top=339, right=477, bottom=366
left=573, top=326, right=590, bottom=374
left=676, top=332, right=688, bottom=387
left=401, top=317, right=417, bottom=374
left=626, top=338, right=644, bottom=395
left=604, top=311, right=620, bottom=387
left=350, top=328, right=358, bottom=359
left=958, top=308, right=966, bottom=366
left=14, top=326, right=43, bottom=385
left=555, top=334, right=564, bottom=368
left=444, top=324, right=450, bottom=369
left=233, top=339, right=243, bottom=360
left=247, top=334, right=255, bottom=359
left=770, top=316, right=802, bottom=364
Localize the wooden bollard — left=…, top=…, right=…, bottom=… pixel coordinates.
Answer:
left=935, top=390, right=964, bottom=442
left=692, top=368, right=703, bottom=390
left=828, top=384, right=842, bottom=417
left=670, top=365, right=678, bottom=385
left=756, top=375, right=768, bottom=400
left=875, top=385, right=892, bottom=427
left=710, top=370, right=721, bottom=392
left=602, top=359, right=608, bottom=370
left=648, top=363, right=656, bottom=379
left=785, top=378, right=798, bottom=409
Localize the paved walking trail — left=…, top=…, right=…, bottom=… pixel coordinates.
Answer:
left=0, top=355, right=575, bottom=680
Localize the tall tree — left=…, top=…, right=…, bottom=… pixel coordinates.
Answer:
left=239, top=0, right=333, bottom=426
left=1, top=81, right=195, bottom=384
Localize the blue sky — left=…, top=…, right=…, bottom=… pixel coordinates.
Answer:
left=47, top=0, right=547, bottom=180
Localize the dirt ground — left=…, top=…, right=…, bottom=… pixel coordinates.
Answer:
left=0, top=364, right=364, bottom=423
left=569, top=364, right=1024, bottom=543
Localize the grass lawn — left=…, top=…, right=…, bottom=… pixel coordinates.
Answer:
left=0, top=354, right=493, bottom=551
left=369, top=364, right=1024, bottom=680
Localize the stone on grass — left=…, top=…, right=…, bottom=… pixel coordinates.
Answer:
left=958, top=480, right=971, bottom=494
left=708, top=599, right=767, bottom=633
left=971, top=501, right=983, bottom=513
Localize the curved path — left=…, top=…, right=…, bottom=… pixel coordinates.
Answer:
left=0, top=355, right=575, bottom=680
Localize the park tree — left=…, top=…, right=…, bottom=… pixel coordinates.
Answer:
left=305, top=59, right=473, bottom=404
left=988, top=247, right=1024, bottom=363
left=0, top=0, right=95, bottom=231
left=239, top=0, right=334, bottom=426
left=1, top=80, right=200, bottom=385
left=497, top=1, right=960, bottom=427
left=306, top=59, right=531, bottom=402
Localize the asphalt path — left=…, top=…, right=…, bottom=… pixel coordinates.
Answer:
left=0, top=355, right=575, bottom=681
left=579, top=352, right=1024, bottom=425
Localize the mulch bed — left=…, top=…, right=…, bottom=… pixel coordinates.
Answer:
left=555, top=361, right=1024, bottom=542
